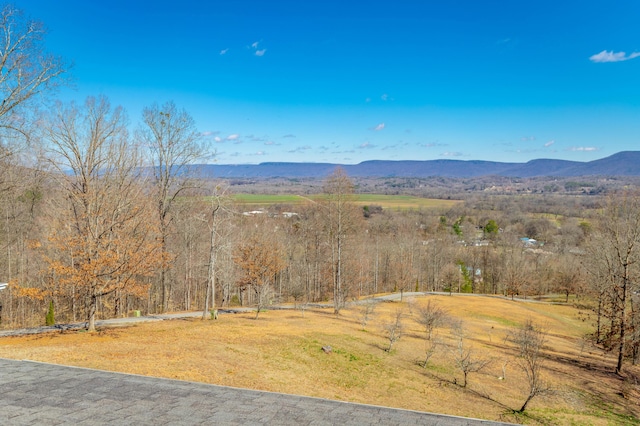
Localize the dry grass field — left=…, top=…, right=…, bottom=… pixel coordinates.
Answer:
left=1, top=295, right=638, bottom=425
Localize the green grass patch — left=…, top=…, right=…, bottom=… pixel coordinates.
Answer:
left=352, top=194, right=460, bottom=210
left=471, top=313, right=521, bottom=328
left=231, top=193, right=460, bottom=210
left=231, top=194, right=308, bottom=205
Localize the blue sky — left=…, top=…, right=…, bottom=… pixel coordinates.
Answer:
left=19, top=0, right=640, bottom=164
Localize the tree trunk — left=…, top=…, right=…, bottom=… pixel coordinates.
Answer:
left=616, top=276, right=628, bottom=374
left=88, top=295, right=97, bottom=332
left=518, top=394, right=534, bottom=413
left=160, top=225, right=168, bottom=313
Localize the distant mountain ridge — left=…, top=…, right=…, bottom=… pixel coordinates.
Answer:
left=198, top=151, right=640, bottom=179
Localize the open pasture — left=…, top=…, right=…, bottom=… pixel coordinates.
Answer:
left=231, top=193, right=461, bottom=211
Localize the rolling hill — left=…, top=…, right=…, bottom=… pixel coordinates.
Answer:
left=197, top=151, right=640, bottom=179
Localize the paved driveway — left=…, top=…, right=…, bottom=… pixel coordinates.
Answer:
left=0, top=358, right=512, bottom=425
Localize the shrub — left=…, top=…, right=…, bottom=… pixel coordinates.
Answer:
left=45, top=300, right=55, bottom=326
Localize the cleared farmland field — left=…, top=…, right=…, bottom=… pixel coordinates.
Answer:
left=231, top=193, right=460, bottom=210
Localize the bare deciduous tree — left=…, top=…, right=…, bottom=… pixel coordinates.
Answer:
left=451, top=323, right=490, bottom=387
left=586, top=191, right=640, bottom=374
left=382, top=307, right=404, bottom=352
left=553, top=254, right=584, bottom=303
left=509, top=319, right=547, bottom=412
left=43, top=96, right=162, bottom=331
left=0, top=4, right=67, bottom=272
left=422, top=337, right=440, bottom=368
left=0, top=5, right=67, bottom=140
left=138, top=101, right=205, bottom=312
left=323, top=168, right=358, bottom=314
left=200, top=185, right=230, bottom=320
left=359, top=297, right=379, bottom=330
left=234, top=233, right=286, bottom=319
left=416, top=299, right=447, bottom=341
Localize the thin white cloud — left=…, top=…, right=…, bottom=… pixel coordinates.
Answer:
left=255, top=49, right=266, bottom=57
left=251, top=41, right=260, bottom=49
left=544, top=140, right=555, bottom=147
left=220, top=48, right=229, bottom=55
left=441, top=151, right=463, bottom=157
left=264, top=141, right=277, bottom=146
left=359, top=142, right=375, bottom=149
left=381, top=94, right=388, bottom=101
left=282, top=134, right=296, bottom=138
left=372, top=123, right=385, bottom=131
left=589, top=50, right=640, bottom=63
left=214, top=136, right=223, bottom=143
left=567, top=146, right=598, bottom=152
left=288, top=146, right=311, bottom=153
left=521, top=136, right=536, bottom=142
left=225, top=134, right=240, bottom=141
left=201, top=131, right=220, bottom=137
left=508, top=148, right=540, bottom=155
left=421, top=142, right=444, bottom=148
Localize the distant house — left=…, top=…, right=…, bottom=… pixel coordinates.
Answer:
left=520, top=237, right=538, bottom=247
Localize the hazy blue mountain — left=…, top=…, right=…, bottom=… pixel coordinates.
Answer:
left=195, top=151, right=640, bottom=179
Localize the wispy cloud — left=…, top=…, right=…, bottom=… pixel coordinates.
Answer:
left=214, top=136, right=223, bottom=143
left=506, top=148, right=540, bottom=155
left=421, top=142, right=445, bottom=148
left=282, top=134, right=296, bottom=138
left=249, top=40, right=267, bottom=56
left=590, top=50, right=640, bottom=63
left=567, top=146, right=598, bottom=152
left=441, top=151, right=463, bottom=157
left=201, top=130, right=220, bottom=137
left=381, top=94, right=389, bottom=101
left=372, top=123, right=385, bottom=131
left=544, top=140, right=555, bottom=147
left=248, top=135, right=271, bottom=143
left=358, top=142, right=375, bottom=149
left=220, top=48, right=229, bottom=55
left=496, top=37, right=518, bottom=50
left=521, top=136, right=536, bottom=142
left=288, top=146, right=312, bottom=153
